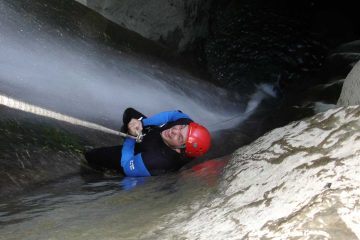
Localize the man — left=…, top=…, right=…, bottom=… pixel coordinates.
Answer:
left=85, top=108, right=211, bottom=177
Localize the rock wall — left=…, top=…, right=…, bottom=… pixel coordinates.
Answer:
left=337, top=60, right=360, bottom=106
left=76, top=0, right=212, bottom=51
left=144, top=105, right=360, bottom=239
left=0, top=106, right=119, bottom=200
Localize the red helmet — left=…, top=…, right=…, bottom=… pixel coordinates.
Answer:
left=185, top=122, right=211, bottom=157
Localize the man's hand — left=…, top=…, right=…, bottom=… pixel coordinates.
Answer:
left=128, top=118, right=143, bottom=137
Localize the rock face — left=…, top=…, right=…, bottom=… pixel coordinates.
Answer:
left=0, top=106, right=119, bottom=199
left=77, top=0, right=212, bottom=51
left=150, top=106, right=360, bottom=239
left=337, top=60, right=360, bottom=106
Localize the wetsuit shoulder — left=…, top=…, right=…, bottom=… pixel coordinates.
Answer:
left=142, top=110, right=191, bottom=127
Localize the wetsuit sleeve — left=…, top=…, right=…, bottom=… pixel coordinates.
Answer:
left=121, top=138, right=151, bottom=177
left=142, top=111, right=191, bottom=127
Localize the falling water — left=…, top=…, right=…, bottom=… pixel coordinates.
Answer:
left=0, top=0, right=276, bottom=133
left=0, top=1, right=291, bottom=239
left=1, top=1, right=359, bottom=239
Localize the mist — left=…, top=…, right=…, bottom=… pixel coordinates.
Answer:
left=0, top=1, right=272, bottom=132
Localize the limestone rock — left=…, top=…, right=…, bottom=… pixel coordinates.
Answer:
left=337, top=60, right=360, bottom=106
left=77, top=0, right=211, bottom=51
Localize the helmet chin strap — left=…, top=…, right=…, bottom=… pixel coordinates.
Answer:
left=172, top=145, right=185, bottom=154
left=167, top=144, right=184, bottom=151
left=164, top=142, right=185, bottom=153
left=173, top=143, right=188, bottom=155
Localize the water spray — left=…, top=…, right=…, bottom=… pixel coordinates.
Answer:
left=0, top=94, right=143, bottom=142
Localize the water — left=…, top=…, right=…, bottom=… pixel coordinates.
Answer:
left=0, top=158, right=228, bottom=239
left=0, top=0, right=277, bottom=198
left=1, top=107, right=359, bottom=240
left=0, top=0, right=262, bottom=132
left=0, top=0, right=271, bottom=224
left=2, top=0, right=357, bottom=239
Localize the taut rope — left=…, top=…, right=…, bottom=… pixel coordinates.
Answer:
left=0, top=94, right=141, bottom=141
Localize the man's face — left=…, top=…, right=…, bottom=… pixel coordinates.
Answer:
left=161, top=124, right=189, bottom=150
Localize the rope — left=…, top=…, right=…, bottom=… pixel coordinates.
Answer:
left=0, top=94, right=140, bottom=141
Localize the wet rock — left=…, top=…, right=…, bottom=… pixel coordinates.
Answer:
left=337, top=60, right=360, bottom=106
left=76, top=0, right=212, bottom=52
left=154, top=106, right=360, bottom=239
left=0, top=107, right=119, bottom=200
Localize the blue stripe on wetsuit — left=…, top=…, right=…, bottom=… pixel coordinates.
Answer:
left=121, top=138, right=151, bottom=177
left=142, top=110, right=192, bottom=127
left=121, top=110, right=192, bottom=177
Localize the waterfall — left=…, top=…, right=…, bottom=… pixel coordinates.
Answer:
left=0, top=0, right=257, bottom=132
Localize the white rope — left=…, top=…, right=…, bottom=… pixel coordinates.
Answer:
left=0, top=94, right=138, bottom=140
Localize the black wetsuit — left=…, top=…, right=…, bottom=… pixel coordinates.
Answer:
left=85, top=108, right=193, bottom=176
